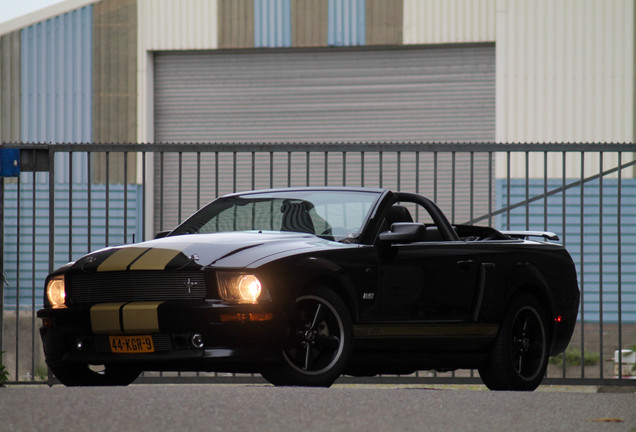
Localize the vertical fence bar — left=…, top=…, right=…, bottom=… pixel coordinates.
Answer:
left=15, top=162, right=20, bottom=380
left=287, top=152, right=291, bottom=187
left=524, top=151, right=529, bottom=230
left=160, top=152, right=164, bottom=231
left=561, top=151, right=566, bottom=377
left=379, top=152, right=383, bottom=187
left=360, top=152, right=365, bottom=187
left=543, top=152, right=548, bottom=231
left=397, top=151, right=401, bottom=190
left=141, top=152, right=146, bottom=241
left=88, top=153, right=92, bottom=250
left=124, top=152, right=128, bottom=243
left=215, top=152, right=219, bottom=198
left=506, top=152, right=511, bottom=230
left=197, top=152, right=201, bottom=210
left=31, top=150, right=37, bottom=379
left=469, top=152, right=474, bottom=223
left=251, top=152, right=255, bottom=190
left=488, top=151, right=492, bottom=226
left=433, top=152, right=438, bottom=203
left=579, top=152, right=584, bottom=378
left=47, top=146, right=55, bottom=385
left=450, top=151, right=455, bottom=223
left=617, top=152, right=623, bottom=378
left=269, top=152, right=273, bottom=189
left=342, top=152, right=346, bottom=186
left=106, top=152, right=110, bottom=246
left=306, top=152, right=310, bottom=186
left=324, top=152, right=328, bottom=186
left=69, top=152, right=73, bottom=261
left=415, top=152, right=419, bottom=221
left=178, top=152, right=183, bottom=223
left=598, top=152, right=603, bottom=379
left=232, top=152, right=237, bottom=193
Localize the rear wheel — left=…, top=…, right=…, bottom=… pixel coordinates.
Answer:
left=261, top=286, right=352, bottom=387
left=479, top=293, right=549, bottom=391
left=49, top=363, right=140, bottom=387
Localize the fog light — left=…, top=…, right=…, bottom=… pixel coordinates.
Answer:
left=191, top=333, right=204, bottom=349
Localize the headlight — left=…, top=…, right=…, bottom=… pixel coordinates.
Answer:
left=46, top=275, right=67, bottom=309
left=216, top=272, right=267, bottom=303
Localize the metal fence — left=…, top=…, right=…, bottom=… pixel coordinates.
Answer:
left=1, top=142, right=636, bottom=386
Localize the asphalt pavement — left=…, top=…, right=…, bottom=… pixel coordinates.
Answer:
left=1, top=384, right=635, bottom=432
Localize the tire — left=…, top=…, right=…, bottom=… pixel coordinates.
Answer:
left=479, top=293, right=549, bottom=391
left=49, top=363, right=140, bottom=387
left=261, top=285, right=352, bottom=387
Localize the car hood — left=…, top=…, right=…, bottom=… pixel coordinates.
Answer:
left=70, top=231, right=354, bottom=272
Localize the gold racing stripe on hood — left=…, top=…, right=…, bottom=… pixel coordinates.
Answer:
left=128, top=248, right=181, bottom=270
left=97, top=248, right=148, bottom=272
left=90, top=302, right=126, bottom=334
left=122, top=302, right=164, bottom=333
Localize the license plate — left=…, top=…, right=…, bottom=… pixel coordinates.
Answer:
left=109, top=335, right=155, bottom=353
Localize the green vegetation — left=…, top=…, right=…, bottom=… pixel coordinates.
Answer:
left=0, top=352, right=8, bottom=386
left=548, top=348, right=600, bottom=367
left=35, top=365, right=48, bottom=381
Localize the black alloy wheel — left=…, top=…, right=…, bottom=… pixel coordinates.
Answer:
left=261, top=286, right=352, bottom=387
left=49, top=363, right=140, bottom=387
left=479, top=293, right=549, bottom=391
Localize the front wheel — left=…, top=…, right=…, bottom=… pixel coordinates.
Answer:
left=479, top=293, right=549, bottom=391
left=261, top=286, right=352, bottom=387
left=49, top=363, right=140, bottom=387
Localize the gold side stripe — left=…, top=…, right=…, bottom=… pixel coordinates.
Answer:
left=128, top=248, right=181, bottom=270
left=122, top=301, right=163, bottom=333
left=90, top=302, right=126, bottom=334
left=353, top=324, right=499, bottom=339
left=97, top=248, right=148, bottom=272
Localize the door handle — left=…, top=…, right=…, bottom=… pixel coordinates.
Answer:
left=457, top=260, right=476, bottom=267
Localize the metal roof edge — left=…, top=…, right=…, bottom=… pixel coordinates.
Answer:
left=0, top=0, right=99, bottom=36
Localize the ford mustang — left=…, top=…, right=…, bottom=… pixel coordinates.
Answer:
left=38, top=187, right=579, bottom=390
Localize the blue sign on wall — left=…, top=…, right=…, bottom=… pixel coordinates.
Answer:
left=0, top=148, right=20, bottom=177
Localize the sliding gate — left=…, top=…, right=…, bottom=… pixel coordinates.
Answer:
left=1, top=142, right=635, bottom=386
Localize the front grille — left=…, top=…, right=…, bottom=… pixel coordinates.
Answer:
left=67, top=271, right=207, bottom=305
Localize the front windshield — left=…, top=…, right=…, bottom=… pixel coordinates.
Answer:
left=175, top=190, right=381, bottom=242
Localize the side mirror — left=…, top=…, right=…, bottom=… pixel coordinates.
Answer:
left=378, top=222, right=427, bottom=243
left=154, top=230, right=171, bottom=239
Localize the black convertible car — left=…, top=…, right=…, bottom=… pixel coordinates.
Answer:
left=39, top=187, right=579, bottom=390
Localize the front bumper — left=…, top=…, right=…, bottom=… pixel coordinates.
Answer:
left=37, top=300, right=286, bottom=373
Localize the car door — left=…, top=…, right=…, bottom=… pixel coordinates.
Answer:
left=375, top=241, right=481, bottom=322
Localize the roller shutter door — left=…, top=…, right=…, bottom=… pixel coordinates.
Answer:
left=153, top=45, right=495, bottom=229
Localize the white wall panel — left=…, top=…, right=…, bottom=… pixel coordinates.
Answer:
left=137, top=0, right=219, bottom=143
left=403, top=0, right=496, bottom=44
left=496, top=0, right=635, bottom=178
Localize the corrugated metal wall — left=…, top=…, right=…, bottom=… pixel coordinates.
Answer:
left=328, top=0, right=366, bottom=46
left=499, top=179, right=636, bottom=323
left=402, top=0, right=496, bottom=44
left=0, top=32, right=21, bottom=142
left=496, top=0, right=635, bottom=179
left=255, top=0, right=291, bottom=47
left=20, top=6, right=93, bottom=184
left=152, top=46, right=495, bottom=228
left=21, top=6, right=93, bottom=145
left=218, top=0, right=254, bottom=49
left=496, top=0, right=634, bottom=143
left=291, top=0, right=328, bottom=47
left=366, top=0, right=403, bottom=45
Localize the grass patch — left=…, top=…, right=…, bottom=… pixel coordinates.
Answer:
left=0, top=352, right=8, bottom=386
left=549, top=348, right=599, bottom=367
